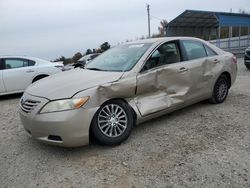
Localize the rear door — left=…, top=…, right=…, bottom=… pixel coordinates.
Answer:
left=0, top=59, right=6, bottom=93
left=203, top=43, right=222, bottom=90
left=2, top=58, right=36, bottom=92
left=180, top=40, right=218, bottom=100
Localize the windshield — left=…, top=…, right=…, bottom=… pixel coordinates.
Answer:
left=85, top=43, right=152, bottom=72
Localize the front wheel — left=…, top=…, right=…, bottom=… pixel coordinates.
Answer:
left=91, top=100, right=134, bottom=146
left=209, top=74, right=229, bottom=104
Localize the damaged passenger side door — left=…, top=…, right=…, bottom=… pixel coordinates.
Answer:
left=180, top=40, right=216, bottom=100
left=135, top=40, right=193, bottom=116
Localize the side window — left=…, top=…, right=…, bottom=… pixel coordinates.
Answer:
left=28, top=60, right=36, bottom=66
left=4, top=59, right=29, bottom=69
left=0, top=59, right=4, bottom=70
left=142, top=41, right=181, bottom=71
left=182, top=40, right=207, bottom=60
left=204, top=45, right=217, bottom=57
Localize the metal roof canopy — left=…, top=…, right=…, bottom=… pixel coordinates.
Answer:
left=166, top=10, right=250, bottom=37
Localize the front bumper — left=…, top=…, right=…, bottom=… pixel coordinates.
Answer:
left=19, top=93, right=97, bottom=147
left=245, top=54, right=250, bottom=65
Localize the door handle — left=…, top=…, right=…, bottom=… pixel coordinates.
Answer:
left=213, top=59, right=219, bottom=64
left=178, top=67, right=188, bottom=73
left=26, top=70, right=34, bottom=73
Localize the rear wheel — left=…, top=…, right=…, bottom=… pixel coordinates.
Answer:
left=209, top=74, right=229, bottom=104
left=91, top=100, right=134, bottom=146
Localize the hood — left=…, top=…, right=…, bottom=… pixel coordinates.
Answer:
left=26, top=68, right=123, bottom=100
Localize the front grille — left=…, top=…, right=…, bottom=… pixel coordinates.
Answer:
left=20, top=100, right=40, bottom=113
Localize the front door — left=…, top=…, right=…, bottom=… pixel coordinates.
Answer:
left=135, top=40, right=193, bottom=116
left=180, top=39, right=218, bottom=100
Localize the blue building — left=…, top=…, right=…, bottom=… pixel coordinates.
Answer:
left=166, top=10, right=250, bottom=54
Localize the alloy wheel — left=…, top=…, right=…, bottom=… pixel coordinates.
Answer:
left=97, top=104, right=128, bottom=138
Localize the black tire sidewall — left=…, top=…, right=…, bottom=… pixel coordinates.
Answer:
left=212, top=75, right=229, bottom=103
left=91, top=100, right=134, bottom=146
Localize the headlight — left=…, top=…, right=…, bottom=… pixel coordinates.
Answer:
left=40, top=97, right=89, bottom=114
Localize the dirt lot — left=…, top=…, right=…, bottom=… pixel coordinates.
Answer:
left=0, top=58, right=249, bottom=188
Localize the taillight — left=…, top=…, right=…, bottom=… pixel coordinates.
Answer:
left=232, top=56, right=237, bottom=64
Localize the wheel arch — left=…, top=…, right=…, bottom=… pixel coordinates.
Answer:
left=32, top=74, right=49, bottom=83
left=221, top=71, right=231, bottom=88
left=101, top=98, right=137, bottom=118
left=89, top=97, right=138, bottom=142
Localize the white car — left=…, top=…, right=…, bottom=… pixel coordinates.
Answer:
left=0, top=56, right=63, bottom=96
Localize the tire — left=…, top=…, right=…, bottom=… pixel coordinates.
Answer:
left=91, top=100, right=134, bottom=146
left=246, top=65, right=250, bottom=70
left=32, top=75, right=48, bottom=83
left=209, top=74, right=229, bottom=104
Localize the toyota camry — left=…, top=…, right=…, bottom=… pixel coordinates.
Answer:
left=19, top=37, right=237, bottom=147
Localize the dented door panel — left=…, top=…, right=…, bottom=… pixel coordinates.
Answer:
left=135, top=63, right=192, bottom=116
left=183, top=58, right=215, bottom=100
left=134, top=56, right=218, bottom=117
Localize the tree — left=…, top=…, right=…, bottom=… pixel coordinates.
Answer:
left=151, top=19, right=168, bottom=38
left=53, top=56, right=66, bottom=62
left=100, top=42, right=111, bottom=52
left=71, top=52, right=83, bottom=63
left=95, top=48, right=102, bottom=53
left=53, top=56, right=71, bottom=65
left=86, top=49, right=92, bottom=55
left=158, top=19, right=168, bottom=37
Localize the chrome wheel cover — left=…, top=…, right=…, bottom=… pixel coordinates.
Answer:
left=98, top=104, right=128, bottom=138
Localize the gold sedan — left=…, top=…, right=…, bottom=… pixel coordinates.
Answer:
left=19, top=37, right=237, bottom=147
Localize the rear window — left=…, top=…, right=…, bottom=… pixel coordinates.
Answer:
left=182, top=40, right=207, bottom=60
left=3, top=58, right=35, bottom=69
left=28, top=60, right=36, bottom=66
left=5, top=59, right=28, bottom=69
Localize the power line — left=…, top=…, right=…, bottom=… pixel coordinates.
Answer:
left=150, top=14, right=163, bottom=21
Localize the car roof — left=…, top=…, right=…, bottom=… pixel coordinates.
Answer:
left=126, top=37, right=205, bottom=44
left=0, top=55, right=52, bottom=63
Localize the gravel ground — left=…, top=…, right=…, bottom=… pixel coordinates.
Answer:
left=0, top=58, right=249, bottom=188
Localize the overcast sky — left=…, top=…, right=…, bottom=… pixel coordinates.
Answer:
left=0, top=0, right=249, bottom=60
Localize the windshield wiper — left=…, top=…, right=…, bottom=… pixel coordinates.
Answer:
left=85, top=67, right=104, bottom=71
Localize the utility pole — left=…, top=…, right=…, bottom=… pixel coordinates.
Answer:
left=146, top=4, right=151, bottom=38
